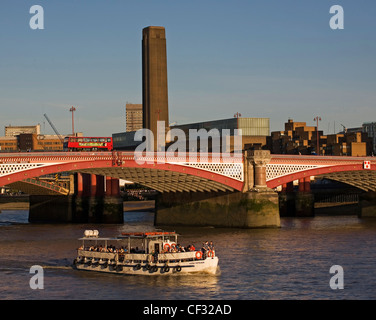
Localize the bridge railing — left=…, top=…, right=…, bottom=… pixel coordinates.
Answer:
left=132, top=152, right=243, bottom=164
left=271, top=154, right=376, bottom=161
left=0, top=151, right=244, bottom=164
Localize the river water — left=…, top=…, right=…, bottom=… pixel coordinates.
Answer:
left=0, top=209, right=376, bottom=300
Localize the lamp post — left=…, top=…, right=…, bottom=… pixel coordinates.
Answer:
left=314, top=116, right=321, bottom=155
left=69, top=106, right=76, bottom=136
left=234, top=112, right=242, bottom=129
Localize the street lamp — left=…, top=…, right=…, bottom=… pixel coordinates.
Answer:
left=234, top=112, right=241, bottom=129
left=70, top=106, right=76, bottom=136
left=314, top=116, right=321, bottom=155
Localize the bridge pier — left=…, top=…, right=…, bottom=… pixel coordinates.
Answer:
left=278, top=178, right=314, bottom=217
left=294, top=192, right=314, bottom=217
left=279, top=183, right=295, bottom=217
left=155, top=190, right=280, bottom=228
left=155, top=150, right=281, bottom=229
left=243, top=150, right=281, bottom=227
left=28, top=173, right=123, bottom=223
left=359, top=191, right=376, bottom=218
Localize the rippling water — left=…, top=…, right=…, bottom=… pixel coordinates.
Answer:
left=0, top=209, right=376, bottom=300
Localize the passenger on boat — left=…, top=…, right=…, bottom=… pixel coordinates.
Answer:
left=201, top=242, right=208, bottom=259
left=119, top=246, right=127, bottom=253
left=188, top=244, right=195, bottom=251
left=209, top=241, right=215, bottom=255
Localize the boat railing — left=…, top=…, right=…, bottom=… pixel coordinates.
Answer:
left=78, top=250, right=200, bottom=262
left=77, top=250, right=116, bottom=260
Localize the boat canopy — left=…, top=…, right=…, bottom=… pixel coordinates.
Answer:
left=78, top=231, right=178, bottom=241
left=119, top=231, right=178, bottom=239
left=78, top=237, right=121, bottom=241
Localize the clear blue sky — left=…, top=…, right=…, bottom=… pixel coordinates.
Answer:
left=0, top=0, right=375, bottom=136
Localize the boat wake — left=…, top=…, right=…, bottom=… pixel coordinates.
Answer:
left=41, top=265, right=74, bottom=270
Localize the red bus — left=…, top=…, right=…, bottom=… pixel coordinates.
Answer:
left=63, top=137, right=113, bottom=151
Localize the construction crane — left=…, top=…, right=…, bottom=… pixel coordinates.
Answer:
left=340, top=123, right=347, bottom=133
left=43, top=113, right=64, bottom=143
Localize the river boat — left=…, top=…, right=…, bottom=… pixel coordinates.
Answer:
left=73, top=230, right=218, bottom=275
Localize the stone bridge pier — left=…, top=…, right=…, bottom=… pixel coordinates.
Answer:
left=242, top=149, right=280, bottom=227
left=155, top=150, right=280, bottom=229
left=29, top=173, right=124, bottom=223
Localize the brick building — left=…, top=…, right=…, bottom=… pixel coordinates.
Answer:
left=325, top=131, right=371, bottom=156
left=0, top=136, right=18, bottom=151
left=271, top=119, right=372, bottom=156
left=0, top=124, right=64, bottom=152
left=271, top=119, right=322, bottom=155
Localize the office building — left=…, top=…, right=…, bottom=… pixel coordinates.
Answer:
left=126, top=103, right=143, bottom=132
left=271, top=119, right=322, bottom=155
left=5, top=124, right=41, bottom=137
left=363, top=122, right=376, bottom=155
left=170, top=117, right=270, bottom=152
left=0, top=136, right=18, bottom=151
left=0, top=124, right=64, bottom=152
left=271, top=119, right=372, bottom=156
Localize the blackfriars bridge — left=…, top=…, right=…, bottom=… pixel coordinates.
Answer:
left=0, top=150, right=375, bottom=227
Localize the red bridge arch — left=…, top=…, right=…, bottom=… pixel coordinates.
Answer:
left=0, top=152, right=244, bottom=193
left=267, top=155, right=376, bottom=191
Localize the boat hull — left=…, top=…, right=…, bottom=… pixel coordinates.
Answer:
left=73, top=257, right=219, bottom=275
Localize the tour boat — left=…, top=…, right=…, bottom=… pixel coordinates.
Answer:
left=73, top=230, right=219, bottom=275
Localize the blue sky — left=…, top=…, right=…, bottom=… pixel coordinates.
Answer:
left=0, top=0, right=375, bottom=136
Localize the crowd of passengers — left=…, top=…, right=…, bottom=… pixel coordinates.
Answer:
left=79, top=241, right=215, bottom=257
left=78, top=244, right=129, bottom=253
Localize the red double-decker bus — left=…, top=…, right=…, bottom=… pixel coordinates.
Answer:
left=63, top=137, right=113, bottom=151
